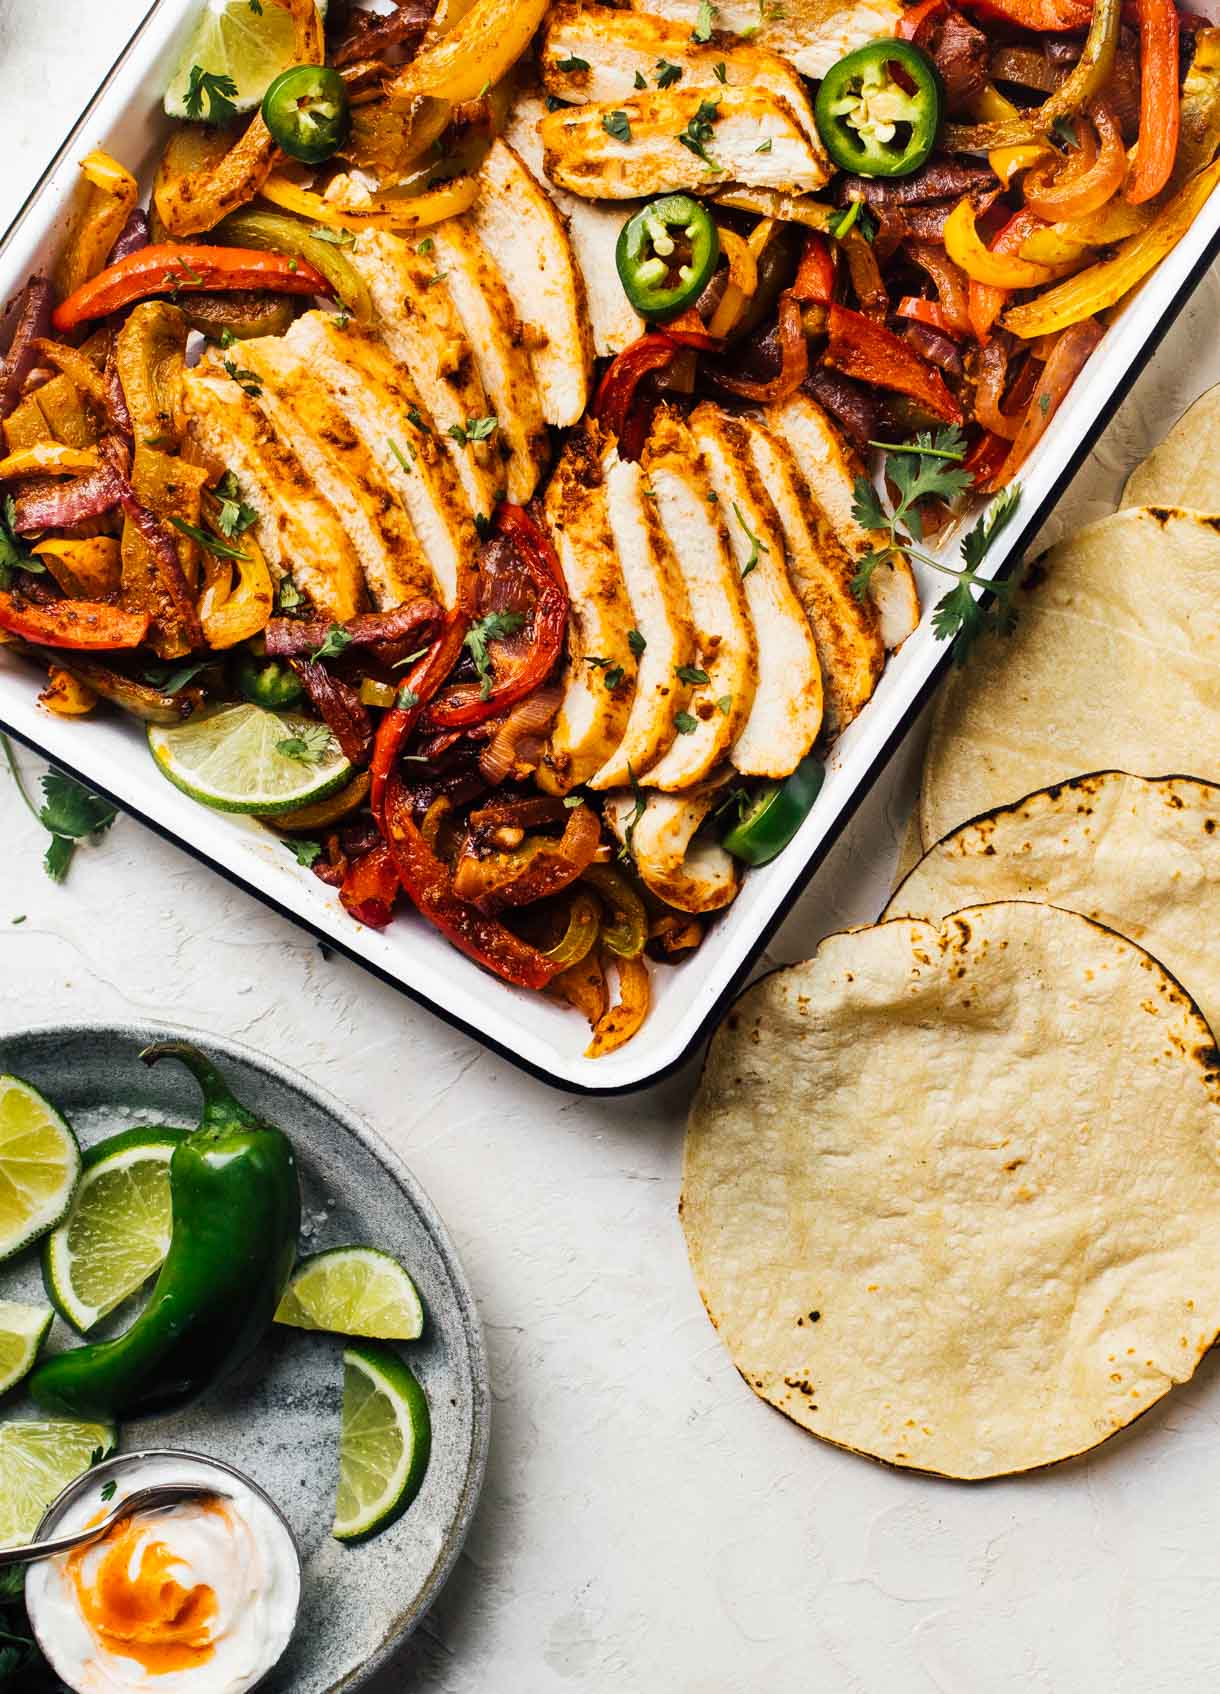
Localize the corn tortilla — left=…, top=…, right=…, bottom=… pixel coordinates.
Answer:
left=1120, top=384, right=1220, bottom=512
left=886, top=772, right=1220, bottom=1037
left=684, top=901, right=1220, bottom=1479
left=920, top=507, right=1220, bottom=847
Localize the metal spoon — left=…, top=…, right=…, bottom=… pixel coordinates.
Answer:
left=0, top=1483, right=227, bottom=1568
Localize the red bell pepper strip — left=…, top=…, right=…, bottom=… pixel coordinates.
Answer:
left=383, top=772, right=562, bottom=991
left=791, top=232, right=836, bottom=305
left=425, top=504, right=567, bottom=732
left=1126, top=0, right=1180, bottom=205
left=369, top=602, right=471, bottom=825
left=897, top=0, right=950, bottom=36
left=339, top=843, right=400, bottom=929
left=592, top=333, right=681, bottom=448
left=824, top=305, right=964, bottom=424
left=897, top=295, right=964, bottom=338
left=966, top=208, right=1043, bottom=342
left=0, top=590, right=150, bottom=650
left=961, top=429, right=1011, bottom=487
left=957, top=0, right=1091, bottom=29
left=52, top=244, right=332, bottom=332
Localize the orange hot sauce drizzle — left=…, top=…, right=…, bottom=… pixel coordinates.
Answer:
left=67, top=1502, right=227, bottom=1675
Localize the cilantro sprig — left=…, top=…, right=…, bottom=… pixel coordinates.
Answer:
left=677, top=97, right=723, bottom=173
left=850, top=429, right=1022, bottom=664
left=2, top=738, right=120, bottom=882
left=0, top=495, right=45, bottom=590
left=464, top=610, right=526, bottom=699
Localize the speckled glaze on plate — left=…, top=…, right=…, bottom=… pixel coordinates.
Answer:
left=0, top=1022, right=490, bottom=1694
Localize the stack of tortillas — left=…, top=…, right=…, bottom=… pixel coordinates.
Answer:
left=683, top=389, right=1220, bottom=1480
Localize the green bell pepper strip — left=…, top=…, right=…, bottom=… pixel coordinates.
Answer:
left=814, top=41, right=943, bottom=178
left=216, top=207, right=373, bottom=325
left=236, top=649, right=305, bottom=710
left=615, top=195, right=721, bottom=321
left=29, top=1043, right=300, bottom=1422
left=262, top=64, right=351, bottom=165
left=722, top=757, right=824, bottom=867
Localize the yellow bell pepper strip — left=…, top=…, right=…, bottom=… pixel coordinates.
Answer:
left=1005, top=152, right=1220, bottom=336
left=0, top=442, right=99, bottom=479
left=585, top=952, right=650, bottom=1059
left=971, top=84, right=1055, bottom=182
left=4, top=396, right=53, bottom=455
left=53, top=245, right=330, bottom=333
left=944, top=0, right=1120, bottom=153
left=55, top=151, right=139, bottom=299
left=39, top=666, right=99, bottom=716
left=32, top=538, right=122, bottom=600
left=32, top=339, right=109, bottom=411
left=258, top=170, right=477, bottom=231
left=386, top=0, right=549, bottom=104
left=154, top=115, right=280, bottom=239
left=197, top=526, right=275, bottom=650
left=1126, top=0, right=1180, bottom=205
left=944, top=197, right=1058, bottom=288
left=1172, top=28, right=1220, bottom=186
left=31, top=375, right=99, bottom=450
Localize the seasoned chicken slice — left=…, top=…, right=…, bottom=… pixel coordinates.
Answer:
left=238, top=325, right=433, bottom=610
left=627, top=0, right=906, bottom=80
left=770, top=393, right=920, bottom=648
left=590, top=449, right=697, bottom=791
left=690, top=404, right=822, bottom=777
left=537, top=430, right=636, bottom=794
left=346, top=229, right=499, bottom=516
left=542, top=4, right=827, bottom=162
left=470, top=139, right=592, bottom=429
left=739, top=414, right=883, bottom=736
left=604, top=787, right=740, bottom=913
left=541, top=86, right=830, bottom=199
left=183, top=363, right=364, bottom=623
left=429, top=221, right=550, bottom=505
left=504, top=94, right=644, bottom=358
left=282, top=313, right=477, bottom=610
left=636, top=410, right=755, bottom=791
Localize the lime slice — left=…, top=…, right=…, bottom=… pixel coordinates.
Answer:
left=42, top=1127, right=187, bottom=1335
left=0, top=1302, right=54, bottom=1398
left=333, top=1342, right=430, bottom=1543
left=163, top=0, right=330, bottom=119
left=0, top=1420, right=116, bottom=1551
left=0, top=1077, right=81, bottom=1264
left=276, top=1247, right=424, bottom=1341
left=149, top=704, right=353, bottom=815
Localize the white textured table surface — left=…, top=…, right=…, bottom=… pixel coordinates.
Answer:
left=5, top=7, right=1220, bottom=1688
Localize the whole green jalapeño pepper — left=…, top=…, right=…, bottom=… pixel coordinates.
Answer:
left=30, top=1044, right=300, bottom=1422
left=615, top=194, right=721, bottom=321
left=261, top=64, right=351, bottom=164
left=814, top=40, right=943, bottom=178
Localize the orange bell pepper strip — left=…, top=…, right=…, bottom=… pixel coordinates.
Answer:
left=339, top=843, right=400, bottom=930
left=52, top=244, right=331, bottom=332
left=0, top=591, right=150, bottom=650
left=958, top=0, right=1091, bottom=26
left=791, top=231, right=836, bottom=304
left=966, top=208, right=1047, bottom=340
left=1127, top=0, right=1181, bottom=204
left=824, top=305, right=964, bottom=424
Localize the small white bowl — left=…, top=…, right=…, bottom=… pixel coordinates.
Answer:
left=25, top=1448, right=302, bottom=1694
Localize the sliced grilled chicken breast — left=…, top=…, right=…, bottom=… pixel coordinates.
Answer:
left=239, top=325, right=433, bottom=610
left=740, top=414, right=884, bottom=736
left=626, top=0, right=907, bottom=80
left=770, top=392, right=920, bottom=648
left=183, top=362, right=365, bottom=623
left=471, top=139, right=592, bottom=430
left=429, top=221, right=550, bottom=505
left=604, top=788, right=740, bottom=913
left=284, top=313, right=477, bottom=611
left=538, top=429, right=636, bottom=794
left=541, top=87, right=829, bottom=200
left=590, top=448, right=697, bottom=791
left=346, top=229, right=499, bottom=516
left=542, top=4, right=827, bottom=162
left=636, top=411, right=755, bottom=791
left=690, top=404, right=822, bottom=777
left=504, top=94, right=645, bottom=358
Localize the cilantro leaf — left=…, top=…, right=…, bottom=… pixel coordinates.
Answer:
left=100, top=1480, right=117, bottom=1503
left=222, top=358, right=262, bottom=396
left=603, top=664, right=625, bottom=690
left=277, top=575, right=304, bottom=611
left=44, top=833, right=77, bottom=883
left=731, top=500, right=767, bottom=577
left=464, top=610, right=526, bottom=699
left=310, top=224, right=355, bottom=246
left=712, top=60, right=728, bottom=82
left=288, top=839, right=323, bottom=868
left=676, top=663, right=709, bottom=684
left=183, top=66, right=239, bottom=124
left=627, top=627, right=646, bottom=657
left=674, top=710, right=698, bottom=734
left=603, top=109, right=633, bottom=143
left=213, top=470, right=256, bottom=539
left=40, top=773, right=118, bottom=842
left=310, top=625, right=353, bottom=663
left=555, top=53, right=590, bottom=71
left=447, top=415, right=498, bottom=447
left=677, top=97, right=723, bottom=171
left=961, top=484, right=1021, bottom=575
left=715, top=693, right=732, bottom=716
left=275, top=723, right=335, bottom=765
left=168, top=516, right=251, bottom=562
left=635, top=69, right=647, bottom=88
left=655, top=58, right=684, bottom=87
left=388, top=437, right=416, bottom=473
left=850, top=474, right=887, bottom=534
left=850, top=548, right=890, bottom=601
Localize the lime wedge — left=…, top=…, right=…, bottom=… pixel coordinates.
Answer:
left=149, top=705, right=353, bottom=815
left=0, top=1420, right=116, bottom=1551
left=0, top=1077, right=81, bottom=1264
left=163, top=0, right=330, bottom=119
left=42, top=1127, right=187, bottom=1335
left=0, top=1302, right=54, bottom=1398
left=276, top=1247, right=424, bottom=1341
left=333, top=1342, right=430, bottom=1543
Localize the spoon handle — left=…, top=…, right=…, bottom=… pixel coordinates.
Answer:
left=0, top=1484, right=226, bottom=1568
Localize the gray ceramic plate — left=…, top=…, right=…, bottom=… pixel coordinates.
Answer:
left=0, top=1022, right=490, bottom=1693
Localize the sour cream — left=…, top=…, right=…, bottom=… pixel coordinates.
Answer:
left=25, top=1454, right=300, bottom=1694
